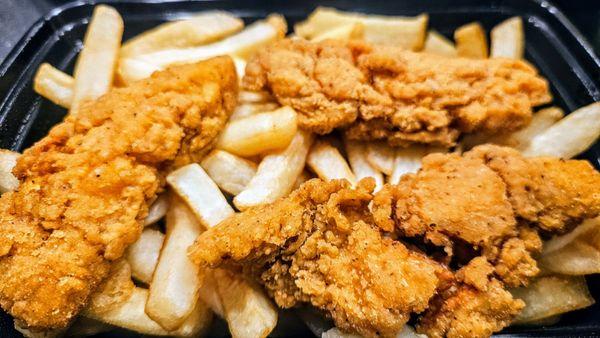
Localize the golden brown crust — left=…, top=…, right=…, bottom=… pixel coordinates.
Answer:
left=0, top=56, right=237, bottom=329
left=243, top=39, right=551, bottom=146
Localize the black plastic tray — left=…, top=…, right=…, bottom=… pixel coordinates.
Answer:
left=1, top=0, right=599, bottom=337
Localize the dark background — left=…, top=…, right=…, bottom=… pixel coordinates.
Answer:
left=1, top=0, right=600, bottom=63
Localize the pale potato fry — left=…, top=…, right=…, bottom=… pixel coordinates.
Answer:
left=423, top=30, right=457, bottom=57
left=144, top=193, right=169, bottom=226
left=70, top=5, right=123, bottom=114
left=366, top=142, right=395, bottom=175
left=145, top=194, right=206, bottom=330
left=344, top=139, right=383, bottom=190
left=522, top=102, right=600, bottom=158
left=214, top=269, right=278, bottom=338
left=201, top=150, right=257, bottom=195
left=234, top=130, right=314, bottom=210
left=120, top=11, right=244, bottom=57
left=85, top=287, right=212, bottom=336
left=515, top=315, right=561, bottom=327
left=230, top=102, right=280, bottom=121
left=311, top=22, right=364, bottom=42
left=126, top=228, right=164, bottom=284
left=87, top=259, right=135, bottom=316
left=454, top=22, right=488, bottom=58
left=388, top=146, right=436, bottom=185
left=233, top=57, right=247, bottom=79
left=217, top=106, right=298, bottom=157
left=198, top=269, right=225, bottom=318
left=490, top=16, right=524, bottom=59
left=238, top=90, right=275, bottom=104
left=167, top=164, right=234, bottom=227
left=307, top=139, right=356, bottom=185
left=118, top=15, right=286, bottom=84
left=0, top=149, right=19, bottom=193
left=461, top=107, right=564, bottom=150
left=33, top=63, right=74, bottom=108
left=511, top=275, right=594, bottom=324
left=538, top=217, right=600, bottom=275
left=295, top=7, right=428, bottom=50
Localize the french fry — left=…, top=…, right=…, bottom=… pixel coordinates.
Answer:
left=454, top=22, right=488, bottom=58
left=120, top=11, right=244, bottom=57
left=366, top=142, right=395, bottom=175
left=118, top=15, right=286, bottom=83
left=511, top=275, right=594, bottom=324
left=33, top=63, right=74, bottom=108
left=167, top=164, right=234, bottom=227
left=388, top=146, right=436, bottom=185
left=307, top=139, right=356, bottom=185
left=490, top=17, right=524, bottom=59
left=461, top=107, right=564, bottom=150
left=214, top=269, right=278, bottom=338
left=230, top=102, right=280, bottom=121
left=295, top=7, right=428, bottom=50
left=238, top=90, right=275, bottom=104
left=144, top=193, right=169, bottom=226
left=311, top=22, right=364, bottom=42
left=70, top=5, right=123, bottom=114
left=344, top=139, right=384, bottom=191
left=293, top=170, right=313, bottom=190
left=522, top=102, right=600, bottom=158
left=201, top=150, right=257, bottom=195
left=85, top=287, right=212, bottom=336
left=217, top=106, right=298, bottom=157
left=538, top=217, right=600, bottom=275
left=233, top=57, right=247, bottom=79
left=423, top=30, right=457, bottom=57
left=234, top=130, right=314, bottom=210
left=126, top=228, right=164, bottom=284
left=198, top=269, right=225, bottom=318
left=87, top=260, right=135, bottom=316
left=145, top=194, right=206, bottom=330
left=0, top=150, right=19, bottom=193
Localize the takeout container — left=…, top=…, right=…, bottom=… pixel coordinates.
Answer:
left=0, top=0, right=599, bottom=336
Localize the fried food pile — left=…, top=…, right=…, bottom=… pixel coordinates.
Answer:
left=0, top=57, right=237, bottom=329
left=190, top=145, right=600, bottom=338
left=243, top=39, right=551, bottom=146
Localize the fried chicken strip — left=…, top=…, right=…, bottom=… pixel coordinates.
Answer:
left=190, top=179, right=443, bottom=337
left=191, top=145, right=600, bottom=338
left=0, top=56, right=237, bottom=329
left=243, top=39, right=551, bottom=146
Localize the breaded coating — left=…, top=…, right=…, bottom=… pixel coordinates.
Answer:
left=190, top=179, right=443, bottom=338
left=243, top=39, right=551, bottom=145
left=0, top=57, right=237, bottom=329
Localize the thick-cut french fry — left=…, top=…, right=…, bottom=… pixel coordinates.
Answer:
left=366, top=142, right=395, bottom=175
left=238, top=90, right=275, bottom=104
left=233, top=57, right=247, bottom=80
left=0, top=150, right=19, bottom=193
left=490, top=16, right=524, bottom=59
left=167, top=164, right=234, bottom=227
left=454, top=22, right=488, bottom=58
left=461, top=107, right=564, bottom=150
left=522, top=102, right=600, bottom=158
left=511, top=275, right=594, bottom=324
left=295, top=7, right=428, bottom=50
left=118, top=15, right=286, bottom=83
left=538, top=217, right=600, bottom=275
left=388, top=146, right=435, bottom=185
left=214, top=269, right=278, bottom=338
left=344, top=139, right=384, bottom=191
left=85, top=287, right=212, bottom=336
left=307, top=139, right=356, bottom=185
left=217, top=106, right=298, bottom=157
left=198, top=269, right=225, bottom=318
left=201, top=150, right=257, bottom=195
left=70, top=5, right=123, bottom=114
left=234, top=130, right=314, bottom=210
left=126, top=228, right=164, bottom=284
left=311, top=22, right=364, bottom=42
left=423, top=30, right=457, bottom=57
left=120, top=11, right=244, bottom=57
left=144, top=193, right=169, bottom=226
left=33, top=63, right=74, bottom=109
left=145, top=194, right=206, bottom=330
left=230, top=102, right=280, bottom=120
